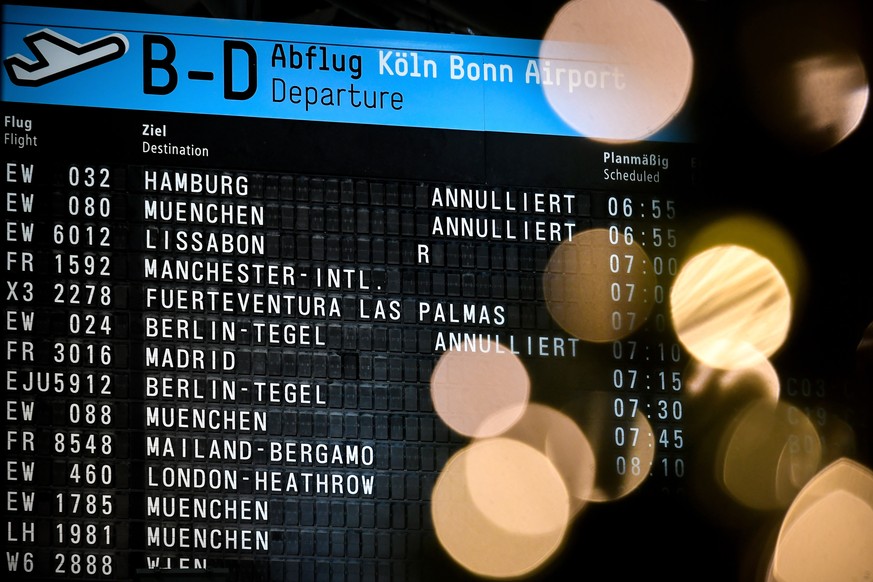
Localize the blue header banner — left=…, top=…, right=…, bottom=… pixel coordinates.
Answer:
left=1, top=5, right=690, bottom=140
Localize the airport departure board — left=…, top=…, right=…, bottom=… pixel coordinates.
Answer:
left=3, top=3, right=872, bottom=582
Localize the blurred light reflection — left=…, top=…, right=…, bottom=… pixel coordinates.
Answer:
left=718, top=399, right=822, bottom=510
left=738, top=0, right=869, bottom=153
left=544, top=227, right=655, bottom=342
left=431, top=438, right=571, bottom=579
left=500, top=402, right=597, bottom=516
left=685, top=350, right=780, bottom=401
left=541, top=0, right=693, bottom=142
left=769, top=458, right=873, bottom=582
left=563, top=392, right=655, bottom=501
left=430, top=346, right=530, bottom=438
left=682, top=214, right=807, bottom=310
left=671, top=244, right=792, bottom=370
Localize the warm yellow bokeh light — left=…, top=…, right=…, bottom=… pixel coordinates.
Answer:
left=431, top=438, right=571, bottom=579
left=739, top=0, right=869, bottom=153
left=685, top=349, right=780, bottom=401
left=544, top=227, right=655, bottom=343
left=541, top=0, right=693, bottom=141
left=718, top=399, right=822, bottom=510
left=770, top=458, right=873, bottom=582
left=430, top=346, right=530, bottom=438
left=671, top=244, right=792, bottom=370
left=563, top=392, right=655, bottom=501
left=465, top=439, right=571, bottom=537
left=790, top=54, right=868, bottom=147
left=682, top=214, right=806, bottom=308
left=501, top=402, right=597, bottom=516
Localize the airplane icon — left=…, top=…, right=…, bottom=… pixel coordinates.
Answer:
left=4, top=28, right=128, bottom=87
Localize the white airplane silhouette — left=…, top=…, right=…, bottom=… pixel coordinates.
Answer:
left=4, top=28, right=128, bottom=86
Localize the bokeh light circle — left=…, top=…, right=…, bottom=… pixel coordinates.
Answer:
left=431, top=438, right=571, bottom=578
left=501, top=402, right=597, bottom=516
left=430, top=347, right=530, bottom=438
left=544, top=227, right=655, bottom=343
left=738, top=0, right=869, bottom=153
left=771, top=458, right=873, bottom=582
left=563, top=392, right=655, bottom=501
left=541, top=0, right=694, bottom=141
left=718, top=399, right=822, bottom=510
left=671, top=244, right=792, bottom=370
